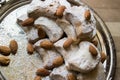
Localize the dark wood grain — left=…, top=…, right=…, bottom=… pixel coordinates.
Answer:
left=81, top=0, right=120, bottom=22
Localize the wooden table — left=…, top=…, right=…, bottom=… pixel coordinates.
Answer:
left=81, top=0, right=120, bottom=80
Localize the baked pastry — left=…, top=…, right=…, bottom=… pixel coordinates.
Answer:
left=54, top=38, right=101, bottom=73
left=17, top=14, right=40, bottom=43
left=67, top=41, right=101, bottom=73
left=77, top=62, right=106, bottom=80
left=56, top=18, right=77, bottom=41
left=54, top=38, right=79, bottom=63
left=65, top=6, right=96, bottom=40
left=17, top=14, right=33, bottom=31
left=35, top=17, right=63, bottom=42
left=34, top=39, right=64, bottom=70
left=50, top=65, right=76, bottom=80
left=27, top=0, right=71, bottom=19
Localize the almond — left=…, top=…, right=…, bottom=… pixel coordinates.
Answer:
left=89, top=45, right=98, bottom=56
left=40, top=40, right=54, bottom=49
left=44, top=64, right=54, bottom=70
left=0, top=55, right=10, bottom=66
left=34, top=76, right=41, bottom=80
left=0, top=46, right=11, bottom=56
left=63, top=38, right=73, bottom=49
left=92, top=39, right=98, bottom=46
left=27, top=43, right=34, bottom=55
left=55, top=6, right=66, bottom=18
left=73, top=38, right=81, bottom=45
left=67, top=73, right=76, bottom=80
left=38, top=26, right=46, bottom=39
left=21, top=18, right=34, bottom=26
left=101, top=52, right=107, bottom=63
left=53, top=56, right=64, bottom=67
left=36, top=68, right=50, bottom=76
left=84, top=10, right=91, bottom=20
left=9, top=40, right=18, bottom=54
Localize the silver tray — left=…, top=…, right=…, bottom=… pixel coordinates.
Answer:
left=0, top=0, right=116, bottom=80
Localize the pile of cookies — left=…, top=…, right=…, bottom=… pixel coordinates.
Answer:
left=16, top=0, right=107, bottom=80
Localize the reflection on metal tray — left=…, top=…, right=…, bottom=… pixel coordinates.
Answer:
left=0, top=0, right=116, bottom=80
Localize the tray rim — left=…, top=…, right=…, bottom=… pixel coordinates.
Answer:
left=0, top=0, right=116, bottom=80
